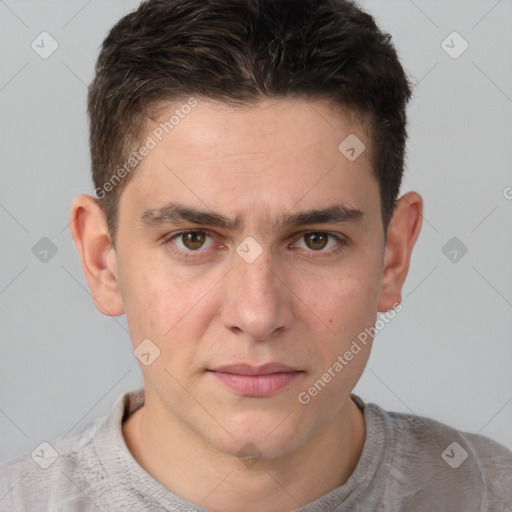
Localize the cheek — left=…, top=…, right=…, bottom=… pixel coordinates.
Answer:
left=304, top=277, right=376, bottom=400
left=322, top=273, right=380, bottom=337
left=305, top=236, right=382, bottom=318
left=117, top=257, right=175, bottom=340
left=120, top=256, right=222, bottom=348
left=308, top=261, right=381, bottom=378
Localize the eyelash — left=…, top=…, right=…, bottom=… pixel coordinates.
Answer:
left=161, top=230, right=348, bottom=260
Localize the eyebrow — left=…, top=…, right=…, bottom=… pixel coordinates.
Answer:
left=140, top=202, right=365, bottom=231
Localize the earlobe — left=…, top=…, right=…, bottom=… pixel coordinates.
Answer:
left=378, top=192, right=423, bottom=312
left=69, top=194, right=125, bottom=317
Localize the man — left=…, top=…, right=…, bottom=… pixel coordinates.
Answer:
left=1, top=0, right=511, bottom=510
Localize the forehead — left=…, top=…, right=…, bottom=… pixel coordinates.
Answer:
left=120, top=97, right=379, bottom=225
left=147, top=97, right=372, bottom=162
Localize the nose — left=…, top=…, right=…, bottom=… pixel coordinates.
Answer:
left=220, top=243, right=295, bottom=342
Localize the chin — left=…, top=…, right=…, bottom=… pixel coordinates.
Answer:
left=214, top=437, right=301, bottom=462
left=207, top=416, right=311, bottom=462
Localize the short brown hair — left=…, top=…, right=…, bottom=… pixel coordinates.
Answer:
left=87, top=0, right=413, bottom=247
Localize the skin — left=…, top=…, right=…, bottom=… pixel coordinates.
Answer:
left=70, top=98, right=422, bottom=511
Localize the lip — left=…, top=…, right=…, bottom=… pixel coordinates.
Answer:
left=208, top=363, right=304, bottom=397
left=211, top=363, right=299, bottom=375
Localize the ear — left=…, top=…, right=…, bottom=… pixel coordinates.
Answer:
left=69, top=194, right=125, bottom=316
left=378, top=191, right=423, bottom=312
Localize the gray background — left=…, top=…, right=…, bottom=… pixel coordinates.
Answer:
left=0, top=0, right=511, bottom=464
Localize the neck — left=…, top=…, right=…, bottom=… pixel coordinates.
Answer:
left=122, top=393, right=366, bottom=512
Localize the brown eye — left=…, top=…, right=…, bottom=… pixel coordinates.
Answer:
left=304, top=233, right=329, bottom=251
left=181, top=232, right=207, bottom=250
left=163, top=230, right=217, bottom=259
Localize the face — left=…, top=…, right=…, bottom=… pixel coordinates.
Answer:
left=112, top=98, right=388, bottom=458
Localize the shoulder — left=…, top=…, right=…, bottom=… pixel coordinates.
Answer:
left=0, top=418, right=104, bottom=511
left=0, top=389, right=142, bottom=511
left=368, top=403, right=512, bottom=511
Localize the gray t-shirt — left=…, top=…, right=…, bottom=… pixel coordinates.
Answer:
left=1, top=388, right=511, bottom=511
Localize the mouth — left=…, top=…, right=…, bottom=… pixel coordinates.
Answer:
left=207, top=363, right=304, bottom=397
